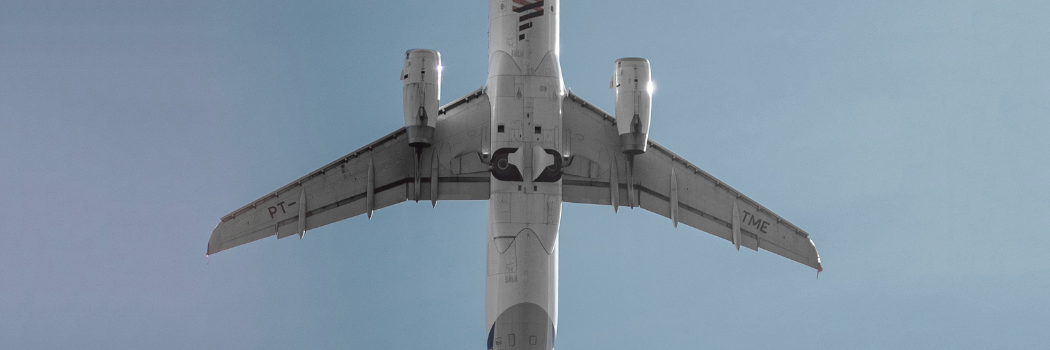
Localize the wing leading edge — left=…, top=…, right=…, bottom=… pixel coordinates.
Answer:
left=560, top=91, right=822, bottom=271
left=208, top=89, right=493, bottom=255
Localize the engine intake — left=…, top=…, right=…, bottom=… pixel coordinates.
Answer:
left=610, top=57, right=652, bottom=155
left=401, top=49, right=442, bottom=148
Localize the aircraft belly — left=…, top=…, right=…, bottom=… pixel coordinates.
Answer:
left=486, top=193, right=559, bottom=350
left=485, top=2, right=564, bottom=348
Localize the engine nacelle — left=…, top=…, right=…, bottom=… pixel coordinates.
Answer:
left=610, top=57, right=653, bottom=155
left=401, top=49, right=442, bottom=148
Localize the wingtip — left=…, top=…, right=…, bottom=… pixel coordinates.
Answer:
left=207, top=222, right=223, bottom=257
left=206, top=243, right=215, bottom=263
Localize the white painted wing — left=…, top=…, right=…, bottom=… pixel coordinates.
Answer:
left=207, top=89, right=492, bottom=255
left=561, top=92, right=822, bottom=271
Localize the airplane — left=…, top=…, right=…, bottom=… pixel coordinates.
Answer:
left=207, top=1, right=822, bottom=349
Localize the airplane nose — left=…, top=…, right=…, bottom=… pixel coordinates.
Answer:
left=489, top=302, right=554, bottom=350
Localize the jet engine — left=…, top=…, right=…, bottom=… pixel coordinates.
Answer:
left=610, top=57, right=652, bottom=155
left=401, top=49, right=442, bottom=148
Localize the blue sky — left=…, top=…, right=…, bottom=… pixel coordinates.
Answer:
left=1, top=0, right=1048, bottom=349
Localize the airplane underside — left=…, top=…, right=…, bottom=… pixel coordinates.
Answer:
left=207, top=2, right=821, bottom=350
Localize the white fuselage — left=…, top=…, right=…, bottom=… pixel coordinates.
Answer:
left=484, top=0, right=564, bottom=349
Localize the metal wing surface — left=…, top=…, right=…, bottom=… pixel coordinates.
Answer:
left=207, top=89, right=492, bottom=255
left=560, top=91, right=822, bottom=271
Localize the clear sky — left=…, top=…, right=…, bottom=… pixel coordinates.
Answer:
left=1, top=0, right=1048, bottom=349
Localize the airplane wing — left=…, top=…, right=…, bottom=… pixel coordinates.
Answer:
left=207, top=88, right=493, bottom=255
left=560, top=91, right=822, bottom=271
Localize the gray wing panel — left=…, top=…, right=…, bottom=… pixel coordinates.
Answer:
left=561, top=92, right=822, bottom=271
left=560, top=93, right=622, bottom=205
left=208, top=89, right=492, bottom=255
